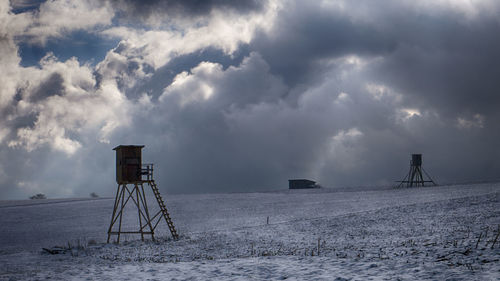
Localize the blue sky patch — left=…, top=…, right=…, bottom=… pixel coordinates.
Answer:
left=18, top=30, right=120, bottom=67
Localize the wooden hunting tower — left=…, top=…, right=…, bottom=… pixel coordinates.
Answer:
left=114, top=145, right=143, bottom=184
left=107, top=145, right=178, bottom=243
left=397, top=154, right=437, bottom=188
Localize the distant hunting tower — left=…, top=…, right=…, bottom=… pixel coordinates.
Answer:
left=107, top=145, right=178, bottom=243
left=397, top=154, right=437, bottom=188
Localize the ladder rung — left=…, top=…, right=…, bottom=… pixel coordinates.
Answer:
left=148, top=180, right=179, bottom=239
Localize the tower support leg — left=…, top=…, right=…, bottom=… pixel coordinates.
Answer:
left=139, top=183, right=156, bottom=241
left=107, top=184, right=123, bottom=243
left=397, top=164, right=437, bottom=188
left=135, top=184, right=144, bottom=241
left=107, top=183, right=157, bottom=243
left=117, top=184, right=126, bottom=243
left=107, top=179, right=179, bottom=243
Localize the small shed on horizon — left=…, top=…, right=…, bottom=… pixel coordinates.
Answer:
left=288, top=179, right=319, bottom=189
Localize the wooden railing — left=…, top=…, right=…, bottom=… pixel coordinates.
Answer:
left=141, top=163, right=154, bottom=181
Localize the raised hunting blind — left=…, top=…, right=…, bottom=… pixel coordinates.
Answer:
left=107, top=145, right=178, bottom=243
left=397, top=154, right=437, bottom=188
left=114, top=145, right=143, bottom=183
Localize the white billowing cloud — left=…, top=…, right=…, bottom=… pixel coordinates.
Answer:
left=7, top=55, right=131, bottom=154
left=101, top=0, right=280, bottom=70
left=18, top=0, right=114, bottom=44
left=0, top=0, right=23, bottom=148
left=12, top=119, right=83, bottom=154
left=0, top=0, right=119, bottom=153
left=94, top=45, right=151, bottom=90
left=0, top=0, right=22, bottom=111
left=159, top=52, right=287, bottom=109
left=160, top=62, right=220, bottom=107
left=0, top=0, right=135, bottom=156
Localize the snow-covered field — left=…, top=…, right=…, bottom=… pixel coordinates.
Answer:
left=1, top=183, right=499, bottom=280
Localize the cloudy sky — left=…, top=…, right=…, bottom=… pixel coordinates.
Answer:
left=1, top=0, right=499, bottom=199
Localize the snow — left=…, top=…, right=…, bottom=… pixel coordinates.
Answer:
left=1, top=183, right=499, bottom=280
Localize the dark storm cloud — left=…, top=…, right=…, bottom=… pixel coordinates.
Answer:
left=109, top=0, right=265, bottom=20
left=369, top=18, right=500, bottom=117
left=251, top=1, right=397, bottom=86
left=29, top=72, right=64, bottom=102
left=146, top=0, right=500, bottom=190
left=248, top=1, right=500, bottom=115
left=2, top=0, right=500, bottom=199
left=113, top=53, right=292, bottom=193
left=9, top=0, right=45, bottom=13
left=238, top=0, right=500, bottom=184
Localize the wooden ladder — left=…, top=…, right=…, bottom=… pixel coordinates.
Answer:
left=149, top=180, right=179, bottom=239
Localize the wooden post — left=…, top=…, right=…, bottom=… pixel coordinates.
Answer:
left=107, top=184, right=121, bottom=243
left=140, top=183, right=155, bottom=241
left=135, top=184, right=144, bottom=241
left=317, top=238, right=320, bottom=256
left=117, top=185, right=126, bottom=243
